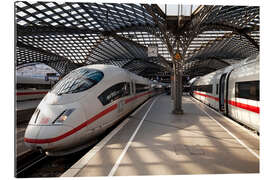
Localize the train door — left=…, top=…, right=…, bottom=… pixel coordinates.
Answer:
left=129, top=78, right=136, bottom=95
left=219, top=73, right=227, bottom=112
left=118, top=99, right=125, bottom=113
left=129, top=80, right=136, bottom=108
left=130, top=80, right=134, bottom=95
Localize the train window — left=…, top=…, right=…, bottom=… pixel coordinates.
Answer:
left=216, top=84, right=219, bottom=95
left=206, top=85, right=213, bottom=93
left=135, top=83, right=149, bottom=93
left=193, top=84, right=213, bottom=93
left=98, top=82, right=130, bottom=106
left=235, top=80, right=259, bottom=101
left=51, top=68, right=104, bottom=95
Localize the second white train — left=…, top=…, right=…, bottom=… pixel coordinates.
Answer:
left=191, top=55, right=259, bottom=132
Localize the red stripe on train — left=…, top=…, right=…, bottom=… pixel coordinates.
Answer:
left=193, top=91, right=259, bottom=114
left=24, top=103, right=118, bottom=144
left=24, top=91, right=152, bottom=144
left=125, top=91, right=152, bottom=104
left=16, top=91, right=48, bottom=96
left=228, top=100, right=260, bottom=114
left=194, top=91, right=219, bottom=101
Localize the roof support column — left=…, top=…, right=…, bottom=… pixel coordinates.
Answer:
left=172, top=57, right=184, bottom=114
left=172, top=35, right=184, bottom=114
left=170, top=71, right=174, bottom=99
left=142, top=4, right=184, bottom=114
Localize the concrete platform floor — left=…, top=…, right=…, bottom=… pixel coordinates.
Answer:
left=16, top=99, right=41, bottom=111
left=62, top=94, right=259, bottom=177
left=16, top=123, right=30, bottom=157
left=16, top=100, right=41, bottom=157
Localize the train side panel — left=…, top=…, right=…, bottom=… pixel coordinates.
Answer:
left=16, top=89, right=49, bottom=101
left=192, top=70, right=221, bottom=110
left=191, top=55, right=259, bottom=132
left=16, top=76, right=53, bottom=101
left=228, top=59, right=259, bottom=131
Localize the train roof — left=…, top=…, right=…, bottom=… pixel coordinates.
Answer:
left=210, top=54, right=259, bottom=75
left=188, top=77, right=200, bottom=85
left=192, top=54, right=259, bottom=85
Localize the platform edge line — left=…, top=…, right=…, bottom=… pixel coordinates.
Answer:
left=192, top=98, right=260, bottom=159
left=60, top=97, right=153, bottom=177
left=108, top=96, right=159, bottom=176
left=60, top=119, right=130, bottom=177
left=191, top=96, right=259, bottom=139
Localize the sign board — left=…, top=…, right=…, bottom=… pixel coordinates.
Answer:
left=174, top=52, right=181, bottom=60
left=148, top=45, right=158, bottom=57
left=46, top=72, right=59, bottom=81
left=46, top=73, right=57, bottom=77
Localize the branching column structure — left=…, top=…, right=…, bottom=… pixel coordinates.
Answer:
left=143, top=4, right=185, bottom=114
left=15, top=2, right=259, bottom=115
left=172, top=59, right=184, bottom=114
left=171, top=34, right=184, bottom=114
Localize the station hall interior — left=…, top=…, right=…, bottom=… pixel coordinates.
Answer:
left=13, top=1, right=264, bottom=178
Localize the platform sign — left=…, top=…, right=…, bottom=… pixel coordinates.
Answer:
left=46, top=72, right=59, bottom=81
left=174, top=52, right=181, bottom=60
left=148, top=45, right=158, bottom=57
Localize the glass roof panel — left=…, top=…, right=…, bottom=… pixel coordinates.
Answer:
left=158, top=4, right=201, bottom=16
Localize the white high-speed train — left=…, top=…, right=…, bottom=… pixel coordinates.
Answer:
left=24, top=64, right=155, bottom=156
left=191, top=55, right=259, bottom=132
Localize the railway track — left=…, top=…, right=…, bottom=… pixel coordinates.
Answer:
left=16, top=147, right=94, bottom=177
left=15, top=121, right=119, bottom=177
left=16, top=150, right=47, bottom=177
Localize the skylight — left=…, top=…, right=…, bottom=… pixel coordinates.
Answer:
left=158, top=4, right=201, bottom=16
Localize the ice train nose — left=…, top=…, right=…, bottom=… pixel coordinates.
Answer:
left=24, top=125, right=49, bottom=150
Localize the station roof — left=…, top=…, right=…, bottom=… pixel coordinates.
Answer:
left=15, top=2, right=259, bottom=79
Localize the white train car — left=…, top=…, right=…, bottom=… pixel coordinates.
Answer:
left=191, top=55, right=259, bottom=132
left=24, top=64, right=154, bottom=156
left=16, top=76, right=53, bottom=101
left=228, top=57, right=259, bottom=131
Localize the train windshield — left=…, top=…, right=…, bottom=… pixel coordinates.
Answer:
left=51, top=68, right=104, bottom=95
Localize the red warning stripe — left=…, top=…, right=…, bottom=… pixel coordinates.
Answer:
left=228, top=100, right=260, bottom=114
left=24, top=103, right=118, bottom=144
left=193, top=91, right=259, bottom=114
left=125, top=91, right=152, bottom=104
left=193, top=91, right=219, bottom=101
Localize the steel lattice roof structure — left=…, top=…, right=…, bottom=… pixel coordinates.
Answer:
left=15, top=2, right=259, bottom=80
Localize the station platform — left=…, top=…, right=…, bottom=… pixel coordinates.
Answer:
left=16, top=100, right=41, bottom=157
left=16, top=123, right=30, bottom=157
left=16, top=99, right=41, bottom=112
left=62, top=94, right=259, bottom=176
left=16, top=99, right=40, bottom=124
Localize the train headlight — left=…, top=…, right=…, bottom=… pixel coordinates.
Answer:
left=53, top=108, right=75, bottom=125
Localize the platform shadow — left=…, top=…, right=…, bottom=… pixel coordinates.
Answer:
left=90, top=94, right=259, bottom=176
